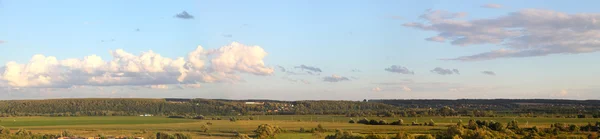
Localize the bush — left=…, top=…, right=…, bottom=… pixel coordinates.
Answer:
left=15, top=128, right=32, bottom=136
left=316, top=124, right=327, bottom=132
left=229, top=117, right=237, bottom=122
left=193, top=115, right=205, bottom=120
left=349, top=119, right=356, bottom=124
left=249, top=117, right=255, bottom=120
left=415, top=134, right=435, bottom=139
left=0, top=126, right=10, bottom=134
left=358, top=118, right=370, bottom=124
left=61, top=130, right=73, bottom=137
left=428, top=119, right=435, bottom=126
left=369, top=119, right=379, bottom=125
left=200, top=124, right=209, bottom=132
left=255, top=124, right=282, bottom=139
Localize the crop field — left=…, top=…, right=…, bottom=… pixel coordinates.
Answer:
left=1, top=115, right=599, bottom=138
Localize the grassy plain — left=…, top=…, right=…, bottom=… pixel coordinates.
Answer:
left=0, top=115, right=599, bottom=138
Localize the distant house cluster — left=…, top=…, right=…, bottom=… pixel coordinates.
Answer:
left=165, top=98, right=191, bottom=104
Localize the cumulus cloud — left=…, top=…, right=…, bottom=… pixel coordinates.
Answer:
left=481, top=4, right=503, bottom=9
left=481, top=71, right=496, bottom=76
left=294, top=65, right=322, bottom=72
left=174, top=11, right=194, bottom=19
left=372, top=87, right=382, bottom=92
left=430, top=67, right=459, bottom=75
left=323, top=74, right=350, bottom=82
left=0, top=42, right=273, bottom=88
left=404, top=9, right=600, bottom=61
left=385, top=65, right=414, bottom=74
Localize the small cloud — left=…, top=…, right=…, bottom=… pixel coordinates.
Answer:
left=481, top=4, right=503, bottom=9
left=323, top=74, right=350, bottom=82
left=402, top=86, right=412, bottom=92
left=425, top=36, right=446, bottom=42
left=351, top=69, right=361, bottom=72
left=174, top=11, right=194, bottom=19
left=0, top=40, right=4, bottom=44
left=385, top=65, right=414, bottom=75
left=295, top=65, right=322, bottom=72
left=222, top=34, right=233, bottom=38
left=135, top=28, right=140, bottom=32
left=481, top=71, right=496, bottom=76
left=372, top=87, right=382, bottom=92
left=551, top=89, right=569, bottom=97
left=430, top=67, right=459, bottom=75
left=148, top=84, right=169, bottom=89
left=276, top=65, right=286, bottom=72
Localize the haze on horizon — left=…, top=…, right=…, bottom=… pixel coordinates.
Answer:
left=1, top=0, right=599, bottom=100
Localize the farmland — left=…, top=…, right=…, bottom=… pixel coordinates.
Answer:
left=1, top=115, right=599, bottom=138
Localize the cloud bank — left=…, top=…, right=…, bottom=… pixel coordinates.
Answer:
left=0, top=42, right=273, bottom=88
left=404, top=9, right=600, bottom=61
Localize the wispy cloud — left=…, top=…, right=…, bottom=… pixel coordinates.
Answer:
left=481, top=71, right=496, bottom=76
left=405, top=9, right=600, bottom=61
left=385, top=65, right=414, bottom=74
left=481, top=4, right=503, bottom=9
left=372, top=87, right=382, bottom=92
left=295, top=65, right=322, bottom=72
left=174, top=11, right=194, bottom=19
left=430, top=67, right=459, bottom=75
left=323, top=74, right=350, bottom=82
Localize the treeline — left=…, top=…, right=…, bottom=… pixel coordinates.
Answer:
left=1, top=98, right=599, bottom=117
left=371, top=99, right=600, bottom=115
left=0, top=98, right=402, bottom=117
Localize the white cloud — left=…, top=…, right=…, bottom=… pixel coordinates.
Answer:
left=402, top=86, right=412, bottom=92
left=148, top=84, right=169, bottom=89
left=372, top=87, right=382, bottom=92
left=405, top=9, right=600, bottom=61
left=551, top=89, right=569, bottom=97
left=481, top=4, right=503, bottom=9
left=0, top=42, right=273, bottom=88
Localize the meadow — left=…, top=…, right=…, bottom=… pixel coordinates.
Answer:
left=1, top=115, right=599, bottom=138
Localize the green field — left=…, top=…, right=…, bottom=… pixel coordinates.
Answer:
left=1, top=116, right=599, bottom=138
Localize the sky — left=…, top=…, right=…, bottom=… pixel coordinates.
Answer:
left=1, top=0, right=600, bottom=100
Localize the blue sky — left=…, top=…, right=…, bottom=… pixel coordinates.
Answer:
left=1, top=0, right=600, bottom=100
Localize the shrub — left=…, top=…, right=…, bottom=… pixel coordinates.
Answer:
left=255, top=124, right=282, bottom=139
left=428, top=119, right=435, bottom=126
left=200, top=124, right=209, bottom=132
left=229, top=117, right=237, bottom=122
left=233, top=133, right=251, bottom=139
left=15, top=128, right=32, bottom=136
left=358, top=118, right=370, bottom=124
left=349, top=119, right=356, bottom=124
left=61, top=130, right=73, bottom=137
left=0, top=126, right=10, bottom=134
left=415, top=134, right=435, bottom=139
left=316, top=124, right=327, bottom=132
left=193, top=115, right=205, bottom=120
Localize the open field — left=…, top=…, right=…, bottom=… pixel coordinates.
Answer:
left=1, top=116, right=599, bottom=138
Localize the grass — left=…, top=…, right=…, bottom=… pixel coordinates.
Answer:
left=0, top=115, right=599, bottom=138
